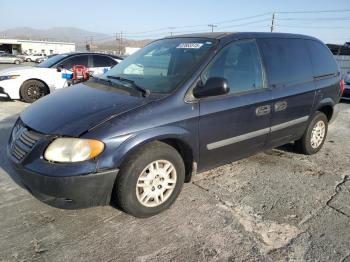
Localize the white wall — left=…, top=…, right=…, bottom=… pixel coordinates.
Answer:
left=21, top=41, right=75, bottom=55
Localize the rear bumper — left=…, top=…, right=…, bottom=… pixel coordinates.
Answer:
left=14, top=164, right=118, bottom=209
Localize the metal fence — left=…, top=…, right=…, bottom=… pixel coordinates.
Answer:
left=335, top=55, right=350, bottom=77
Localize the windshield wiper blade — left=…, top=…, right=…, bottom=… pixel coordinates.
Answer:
left=107, top=76, right=150, bottom=97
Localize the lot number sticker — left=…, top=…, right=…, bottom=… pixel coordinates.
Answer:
left=177, top=43, right=204, bottom=49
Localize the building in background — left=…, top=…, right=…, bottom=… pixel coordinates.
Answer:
left=0, top=39, right=75, bottom=55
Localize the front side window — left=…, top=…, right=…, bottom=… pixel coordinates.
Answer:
left=104, top=38, right=217, bottom=93
left=202, top=39, right=264, bottom=94
left=57, top=55, right=89, bottom=69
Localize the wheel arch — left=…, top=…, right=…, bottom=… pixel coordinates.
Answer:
left=315, top=98, right=335, bottom=122
left=111, top=127, right=198, bottom=183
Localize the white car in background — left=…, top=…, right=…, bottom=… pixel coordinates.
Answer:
left=23, top=53, right=47, bottom=62
left=0, top=52, right=122, bottom=102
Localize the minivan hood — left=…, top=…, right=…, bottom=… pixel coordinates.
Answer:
left=20, top=82, right=152, bottom=136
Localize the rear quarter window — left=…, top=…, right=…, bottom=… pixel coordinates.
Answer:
left=258, top=38, right=313, bottom=87
left=306, top=40, right=339, bottom=78
left=92, top=55, right=117, bottom=67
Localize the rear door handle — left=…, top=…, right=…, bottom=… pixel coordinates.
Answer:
left=256, top=105, right=271, bottom=116
left=274, top=101, right=287, bottom=112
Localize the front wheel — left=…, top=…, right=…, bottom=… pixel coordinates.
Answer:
left=20, top=80, right=48, bottom=103
left=113, top=141, right=185, bottom=218
left=295, top=111, right=328, bottom=155
left=14, top=60, right=20, bottom=65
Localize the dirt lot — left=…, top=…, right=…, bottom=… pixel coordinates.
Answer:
left=0, top=96, right=350, bottom=261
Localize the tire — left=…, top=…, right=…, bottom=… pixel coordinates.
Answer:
left=14, top=60, right=20, bottom=65
left=113, top=141, right=185, bottom=218
left=26, top=58, right=31, bottom=62
left=20, top=80, right=48, bottom=103
left=295, top=111, right=328, bottom=155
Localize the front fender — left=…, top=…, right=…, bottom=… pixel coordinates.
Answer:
left=96, top=125, right=198, bottom=171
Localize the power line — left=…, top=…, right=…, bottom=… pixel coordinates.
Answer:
left=276, top=17, right=350, bottom=21
left=276, top=9, right=350, bottom=14
left=124, top=12, right=272, bottom=35
left=275, top=24, right=350, bottom=29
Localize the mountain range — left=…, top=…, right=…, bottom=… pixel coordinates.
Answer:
left=0, top=27, right=150, bottom=49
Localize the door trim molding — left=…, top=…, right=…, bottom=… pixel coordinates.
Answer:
left=206, top=116, right=309, bottom=150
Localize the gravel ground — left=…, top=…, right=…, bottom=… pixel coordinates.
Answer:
left=0, top=74, right=350, bottom=261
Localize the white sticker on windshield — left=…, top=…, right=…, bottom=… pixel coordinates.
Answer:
left=176, top=43, right=204, bottom=49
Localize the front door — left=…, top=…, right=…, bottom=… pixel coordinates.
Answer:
left=197, top=39, right=272, bottom=171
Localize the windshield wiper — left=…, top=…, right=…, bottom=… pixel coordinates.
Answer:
left=107, top=75, right=150, bottom=97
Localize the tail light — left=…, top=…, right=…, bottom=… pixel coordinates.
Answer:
left=340, top=79, right=345, bottom=96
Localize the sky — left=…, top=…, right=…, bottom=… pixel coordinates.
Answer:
left=0, top=0, right=349, bottom=44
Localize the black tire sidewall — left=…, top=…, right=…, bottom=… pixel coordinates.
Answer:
left=20, top=80, right=47, bottom=103
left=302, top=112, right=328, bottom=154
left=115, top=142, right=185, bottom=218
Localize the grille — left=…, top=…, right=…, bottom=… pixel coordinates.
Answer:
left=10, top=121, right=40, bottom=162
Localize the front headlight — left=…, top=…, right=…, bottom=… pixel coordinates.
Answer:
left=0, top=75, right=20, bottom=81
left=44, top=138, right=104, bottom=163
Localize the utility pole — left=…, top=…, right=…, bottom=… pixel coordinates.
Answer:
left=119, top=31, right=123, bottom=55
left=208, top=24, right=217, bottom=32
left=270, top=12, right=275, bottom=32
left=168, top=27, right=175, bottom=36
left=116, top=32, right=123, bottom=55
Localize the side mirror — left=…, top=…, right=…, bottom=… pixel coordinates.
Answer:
left=193, top=77, right=230, bottom=98
left=56, top=65, right=64, bottom=72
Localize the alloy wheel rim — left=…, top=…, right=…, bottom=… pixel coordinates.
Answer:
left=310, top=120, right=326, bottom=149
left=27, top=84, right=44, bottom=100
left=136, top=160, right=177, bottom=208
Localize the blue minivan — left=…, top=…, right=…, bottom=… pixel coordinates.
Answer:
left=8, top=32, right=343, bottom=217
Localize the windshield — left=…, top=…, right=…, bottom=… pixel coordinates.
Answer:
left=102, top=38, right=217, bottom=94
left=36, top=54, right=68, bottom=68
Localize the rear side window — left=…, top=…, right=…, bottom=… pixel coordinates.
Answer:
left=306, top=40, right=339, bottom=77
left=92, top=55, right=117, bottom=67
left=259, top=38, right=313, bottom=87
left=58, top=55, right=89, bottom=69
left=202, top=39, right=264, bottom=94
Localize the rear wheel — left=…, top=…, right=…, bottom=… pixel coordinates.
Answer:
left=26, top=58, right=31, bottom=62
left=20, top=80, right=48, bottom=103
left=14, top=60, right=20, bottom=65
left=113, top=141, right=185, bottom=218
left=295, top=111, right=328, bottom=155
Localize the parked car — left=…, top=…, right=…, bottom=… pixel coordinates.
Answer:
left=342, top=72, right=350, bottom=100
left=0, top=52, right=123, bottom=102
left=0, top=54, right=23, bottom=64
left=35, top=54, right=57, bottom=64
left=23, top=53, right=46, bottom=62
left=8, top=33, right=342, bottom=218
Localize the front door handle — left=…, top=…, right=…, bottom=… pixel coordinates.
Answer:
left=256, top=105, right=271, bottom=116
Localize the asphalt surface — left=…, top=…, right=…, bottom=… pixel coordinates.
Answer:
left=0, top=63, right=350, bottom=261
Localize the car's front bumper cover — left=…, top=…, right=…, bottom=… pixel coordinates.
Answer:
left=14, top=165, right=118, bottom=209
left=0, top=86, right=10, bottom=99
